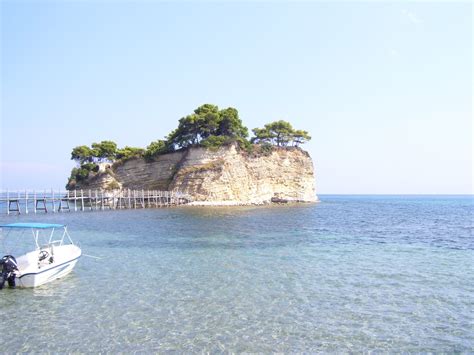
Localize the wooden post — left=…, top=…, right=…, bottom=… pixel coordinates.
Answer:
left=81, top=189, right=85, bottom=211
left=74, top=190, right=77, bottom=211
left=52, top=189, right=56, bottom=213
left=7, top=192, right=20, bottom=215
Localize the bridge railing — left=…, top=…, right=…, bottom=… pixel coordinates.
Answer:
left=0, top=189, right=192, bottom=215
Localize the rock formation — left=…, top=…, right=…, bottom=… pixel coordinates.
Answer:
left=72, top=144, right=317, bottom=205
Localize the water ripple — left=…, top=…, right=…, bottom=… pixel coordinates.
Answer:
left=0, top=195, right=472, bottom=352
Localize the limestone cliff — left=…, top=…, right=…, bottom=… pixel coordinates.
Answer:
left=73, top=145, right=317, bottom=205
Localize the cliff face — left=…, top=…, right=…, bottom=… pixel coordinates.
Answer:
left=75, top=145, right=317, bottom=205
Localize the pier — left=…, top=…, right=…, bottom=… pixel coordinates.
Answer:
left=0, top=189, right=192, bottom=215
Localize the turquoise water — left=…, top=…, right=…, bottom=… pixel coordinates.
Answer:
left=0, top=195, right=472, bottom=352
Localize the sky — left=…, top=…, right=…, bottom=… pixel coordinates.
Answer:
left=0, top=1, right=472, bottom=194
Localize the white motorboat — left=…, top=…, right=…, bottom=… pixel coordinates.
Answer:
left=0, top=223, right=81, bottom=288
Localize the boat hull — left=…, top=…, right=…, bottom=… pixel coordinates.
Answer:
left=14, top=245, right=82, bottom=288
left=16, top=258, right=80, bottom=288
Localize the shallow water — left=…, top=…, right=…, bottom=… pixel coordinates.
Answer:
left=0, top=195, right=472, bottom=352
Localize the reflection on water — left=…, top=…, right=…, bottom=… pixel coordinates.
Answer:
left=0, top=196, right=472, bottom=352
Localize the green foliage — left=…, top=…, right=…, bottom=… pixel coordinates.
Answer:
left=251, top=120, right=311, bottom=147
left=68, top=141, right=117, bottom=189
left=252, top=120, right=293, bottom=146
left=91, top=140, right=118, bottom=161
left=218, top=107, right=248, bottom=139
left=71, top=145, right=94, bottom=164
left=292, top=129, right=311, bottom=146
left=144, top=140, right=169, bottom=160
left=66, top=162, right=99, bottom=189
left=70, top=140, right=118, bottom=165
left=268, top=120, right=294, bottom=146
left=234, top=136, right=252, bottom=152
left=116, top=146, right=145, bottom=160
left=194, top=104, right=221, bottom=139
left=250, top=127, right=273, bottom=145
left=81, top=162, right=99, bottom=172
left=260, top=142, right=274, bottom=155
left=200, top=135, right=228, bottom=149
left=75, top=168, right=91, bottom=181
left=167, top=104, right=250, bottom=150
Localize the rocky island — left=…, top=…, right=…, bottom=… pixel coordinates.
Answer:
left=67, top=104, right=317, bottom=205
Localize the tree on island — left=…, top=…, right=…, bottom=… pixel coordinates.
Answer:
left=217, top=107, right=249, bottom=139
left=251, top=120, right=311, bottom=147
left=69, top=108, right=311, bottom=167
left=71, top=145, right=94, bottom=164
left=91, top=141, right=118, bottom=162
left=165, top=104, right=249, bottom=150
left=68, top=140, right=143, bottom=188
left=71, top=141, right=120, bottom=164
left=116, top=146, right=145, bottom=160
left=292, top=129, right=311, bottom=146
left=144, top=140, right=170, bottom=160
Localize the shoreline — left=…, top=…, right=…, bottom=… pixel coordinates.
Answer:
left=187, top=198, right=320, bottom=207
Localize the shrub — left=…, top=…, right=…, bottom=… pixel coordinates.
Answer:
left=81, top=162, right=99, bottom=173
left=200, top=135, right=227, bottom=150
left=260, top=142, right=274, bottom=156
left=144, top=140, right=169, bottom=161
left=116, top=146, right=145, bottom=161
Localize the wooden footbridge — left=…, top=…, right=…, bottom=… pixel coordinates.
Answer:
left=0, top=189, right=192, bottom=215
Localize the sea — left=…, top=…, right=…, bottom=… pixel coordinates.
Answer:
left=0, top=195, right=472, bottom=352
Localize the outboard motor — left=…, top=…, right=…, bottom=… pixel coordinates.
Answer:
left=0, top=255, right=19, bottom=289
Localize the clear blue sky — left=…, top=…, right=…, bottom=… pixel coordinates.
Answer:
left=1, top=1, right=472, bottom=194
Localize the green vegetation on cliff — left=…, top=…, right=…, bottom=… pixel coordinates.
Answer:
left=68, top=141, right=143, bottom=189
left=166, top=104, right=248, bottom=149
left=251, top=120, right=311, bottom=147
left=67, top=104, right=311, bottom=188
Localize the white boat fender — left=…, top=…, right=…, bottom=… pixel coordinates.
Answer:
left=0, top=255, right=19, bottom=289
